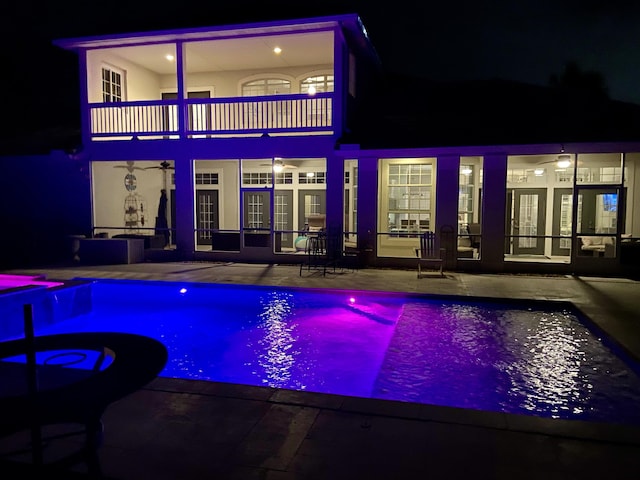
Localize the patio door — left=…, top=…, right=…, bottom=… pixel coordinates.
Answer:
left=274, top=190, right=293, bottom=250
left=242, top=189, right=271, bottom=248
left=506, top=188, right=547, bottom=255
left=298, top=190, right=326, bottom=229
left=573, top=187, right=621, bottom=261
left=195, top=189, right=219, bottom=246
left=551, top=188, right=572, bottom=256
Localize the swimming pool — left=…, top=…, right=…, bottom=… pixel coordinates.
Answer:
left=3, top=278, right=640, bottom=425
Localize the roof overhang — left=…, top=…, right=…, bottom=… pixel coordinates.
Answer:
left=53, top=13, right=371, bottom=51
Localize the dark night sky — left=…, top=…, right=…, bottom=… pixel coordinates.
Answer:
left=2, top=0, right=640, bottom=137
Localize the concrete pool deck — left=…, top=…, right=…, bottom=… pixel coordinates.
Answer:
left=1, top=262, right=639, bottom=479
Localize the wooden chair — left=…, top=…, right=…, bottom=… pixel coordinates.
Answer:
left=467, top=223, right=481, bottom=250
left=415, top=231, right=445, bottom=278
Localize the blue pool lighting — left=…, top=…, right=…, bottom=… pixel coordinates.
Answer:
left=2, top=278, right=640, bottom=425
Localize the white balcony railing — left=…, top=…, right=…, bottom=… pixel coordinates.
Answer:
left=89, top=93, right=333, bottom=139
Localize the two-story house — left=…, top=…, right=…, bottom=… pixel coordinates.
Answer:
left=53, top=13, right=640, bottom=276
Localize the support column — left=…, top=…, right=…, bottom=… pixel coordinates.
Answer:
left=173, top=153, right=195, bottom=258
left=482, top=152, right=508, bottom=271
left=435, top=155, right=461, bottom=268
left=325, top=153, right=344, bottom=234
left=357, top=155, right=378, bottom=264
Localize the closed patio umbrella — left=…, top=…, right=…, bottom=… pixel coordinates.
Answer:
left=155, top=189, right=169, bottom=247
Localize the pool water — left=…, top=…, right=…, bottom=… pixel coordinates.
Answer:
left=7, top=278, right=640, bottom=425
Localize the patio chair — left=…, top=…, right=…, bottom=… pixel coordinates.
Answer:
left=0, top=305, right=167, bottom=476
left=307, top=214, right=326, bottom=234
left=415, top=231, right=445, bottom=278
left=299, top=215, right=325, bottom=275
left=467, top=223, right=481, bottom=250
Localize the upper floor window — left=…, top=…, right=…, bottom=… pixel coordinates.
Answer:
left=242, top=79, right=291, bottom=96
left=102, top=66, right=123, bottom=102
left=300, top=75, right=334, bottom=94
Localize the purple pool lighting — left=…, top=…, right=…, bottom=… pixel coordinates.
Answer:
left=0, top=274, right=64, bottom=291
left=4, top=278, right=640, bottom=425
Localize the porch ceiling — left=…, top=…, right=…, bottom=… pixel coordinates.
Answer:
left=93, top=31, right=334, bottom=74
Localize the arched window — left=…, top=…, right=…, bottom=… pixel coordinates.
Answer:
left=300, top=74, right=333, bottom=127
left=242, top=78, right=291, bottom=96
left=300, top=75, right=334, bottom=94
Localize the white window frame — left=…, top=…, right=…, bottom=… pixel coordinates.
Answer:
left=101, top=65, right=125, bottom=103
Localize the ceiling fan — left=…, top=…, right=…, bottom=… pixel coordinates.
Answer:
left=260, top=159, right=298, bottom=172
left=536, top=153, right=574, bottom=169
left=144, top=161, right=175, bottom=190
left=143, top=161, right=175, bottom=171
left=113, top=160, right=145, bottom=173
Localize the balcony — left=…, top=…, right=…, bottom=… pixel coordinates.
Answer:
left=89, top=93, right=333, bottom=140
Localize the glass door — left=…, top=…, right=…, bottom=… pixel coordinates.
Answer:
left=507, top=188, right=547, bottom=255
left=242, top=189, right=271, bottom=248
left=298, top=190, right=326, bottom=229
left=195, top=189, right=219, bottom=246
left=574, top=187, right=620, bottom=259
left=274, top=190, right=293, bottom=251
left=551, top=188, right=572, bottom=256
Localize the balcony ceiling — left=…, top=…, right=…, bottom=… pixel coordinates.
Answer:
left=105, top=31, right=334, bottom=74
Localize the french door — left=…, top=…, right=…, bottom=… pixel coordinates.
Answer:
left=298, top=190, right=326, bottom=229
left=242, top=189, right=271, bottom=248
left=506, top=188, right=547, bottom=255
left=552, top=188, right=572, bottom=256
left=195, top=189, right=219, bottom=246
left=274, top=190, right=293, bottom=250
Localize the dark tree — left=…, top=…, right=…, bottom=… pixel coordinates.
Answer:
left=549, top=61, right=609, bottom=99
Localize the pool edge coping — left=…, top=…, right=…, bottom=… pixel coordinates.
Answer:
left=148, top=377, right=640, bottom=446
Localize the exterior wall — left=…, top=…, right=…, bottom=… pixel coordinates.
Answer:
left=0, top=151, right=91, bottom=268
left=627, top=153, right=640, bottom=236
left=156, top=65, right=333, bottom=97
left=87, top=50, right=163, bottom=102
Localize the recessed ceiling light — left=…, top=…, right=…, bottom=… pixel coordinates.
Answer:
left=165, top=54, right=174, bottom=61
left=273, top=47, right=282, bottom=54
